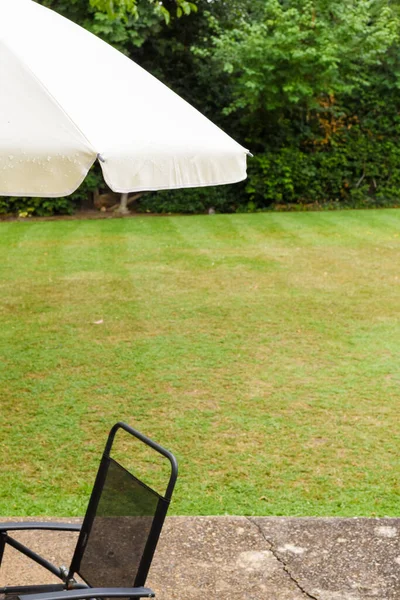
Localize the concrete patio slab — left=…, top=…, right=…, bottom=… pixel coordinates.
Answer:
left=0, top=517, right=399, bottom=599
left=253, top=517, right=400, bottom=600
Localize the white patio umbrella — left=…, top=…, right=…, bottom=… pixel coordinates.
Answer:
left=0, top=0, right=249, bottom=198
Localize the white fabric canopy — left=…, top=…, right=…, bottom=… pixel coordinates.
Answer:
left=0, top=0, right=248, bottom=197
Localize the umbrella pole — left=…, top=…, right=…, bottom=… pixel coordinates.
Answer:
left=116, top=193, right=130, bottom=215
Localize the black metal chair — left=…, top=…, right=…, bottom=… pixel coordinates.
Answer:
left=0, top=422, right=178, bottom=600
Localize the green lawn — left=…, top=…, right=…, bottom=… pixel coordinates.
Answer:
left=0, top=210, right=399, bottom=517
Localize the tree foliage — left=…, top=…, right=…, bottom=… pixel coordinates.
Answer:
left=200, top=0, right=400, bottom=209
left=212, top=1, right=398, bottom=114
left=39, top=0, right=198, bottom=50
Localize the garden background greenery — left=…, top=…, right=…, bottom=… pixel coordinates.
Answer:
left=3, top=0, right=400, bottom=216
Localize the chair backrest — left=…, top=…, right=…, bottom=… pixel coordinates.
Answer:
left=68, top=422, right=178, bottom=588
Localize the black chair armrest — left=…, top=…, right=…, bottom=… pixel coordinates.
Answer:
left=0, top=522, right=81, bottom=532
left=19, top=588, right=155, bottom=600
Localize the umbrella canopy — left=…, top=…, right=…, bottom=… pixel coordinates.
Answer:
left=0, top=0, right=248, bottom=198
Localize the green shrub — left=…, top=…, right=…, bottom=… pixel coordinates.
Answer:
left=0, top=196, right=78, bottom=218
left=246, top=121, right=400, bottom=210
left=138, top=183, right=246, bottom=214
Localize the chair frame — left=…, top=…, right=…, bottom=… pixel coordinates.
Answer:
left=0, top=422, right=178, bottom=600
